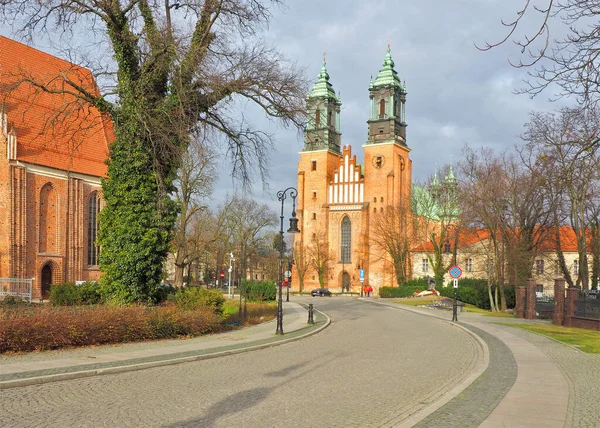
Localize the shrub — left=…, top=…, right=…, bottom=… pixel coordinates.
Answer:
left=404, top=278, right=429, bottom=288
left=77, top=282, right=103, bottom=305
left=1, top=295, right=28, bottom=306
left=167, top=287, right=225, bottom=315
left=49, top=283, right=80, bottom=306
left=438, top=279, right=515, bottom=310
left=49, top=282, right=102, bottom=306
left=0, top=304, right=226, bottom=353
left=379, top=286, right=423, bottom=298
left=245, top=281, right=276, bottom=301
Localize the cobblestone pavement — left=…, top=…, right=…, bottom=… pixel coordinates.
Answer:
left=0, top=298, right=482, bottom=427
left=412, top=324, right=517, bottom=428
left=395, top=304, right=600, bottom=428
left=490, top=323, right=600, bottom=428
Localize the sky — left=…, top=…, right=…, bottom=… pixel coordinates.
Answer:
left=0, top=1, right=573, bottom=220
left=212, top=0, right=572, bottom=215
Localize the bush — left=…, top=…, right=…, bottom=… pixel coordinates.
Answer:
left=167, top=287, right=225, bottom=315
left=49, top=282, right=102, bottom=306
left=49, top=283, right=80, bottom=306
left=244, top=281, right=276, bottom=301
left=77, top=282, right=103, bottom=305
left=1, top=295, right=28, bottom=306
left=438, top=279, right=515, bottom=310
left=379, top=286, right=423, bottom=298
left=404, top=278, right=429, bottom=288
left=0, top=304, right=225, bottom=353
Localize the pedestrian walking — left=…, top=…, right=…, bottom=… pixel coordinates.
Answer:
left=367, top=285, right=373, bottom=297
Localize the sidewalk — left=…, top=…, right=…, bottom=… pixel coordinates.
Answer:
left=0, top=302, right=329, bottom=390
left=371, top=299, right=590, bottom=428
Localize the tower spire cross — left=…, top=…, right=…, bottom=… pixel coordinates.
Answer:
left=387, top=38, right=391, bottom=50
left=323, top=51, right=327, bottom=63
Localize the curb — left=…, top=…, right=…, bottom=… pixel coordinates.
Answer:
left=0, top=309, right=331, bottom=390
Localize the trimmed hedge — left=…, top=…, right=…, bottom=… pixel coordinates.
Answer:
left=379, top=286, right=423, bottom=298
left=244, top=281, right=276, bottom=301
left=438, top=278, right=515, bottom=309
left=0, top=304, right=224, bottom=353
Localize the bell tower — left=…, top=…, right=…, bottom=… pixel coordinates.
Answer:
left=366, top=46, right=407, bottom=145
left=303, top=59, right=342, bottom=153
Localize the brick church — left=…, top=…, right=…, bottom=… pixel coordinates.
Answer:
left=0, top=37, right=112, bottom=299
left=294, top=48, right=412, bottom=295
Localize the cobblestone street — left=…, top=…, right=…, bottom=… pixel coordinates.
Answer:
left=0, top=298, right=482, bottom=427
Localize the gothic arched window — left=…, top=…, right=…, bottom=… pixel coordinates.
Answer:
left=87, top=192, right=101, bottom=266
left=341, top=216, right=351, bottom=263
left=379, top=99, right=386, bottom=116
left=39, top=183, right=58, bottom=253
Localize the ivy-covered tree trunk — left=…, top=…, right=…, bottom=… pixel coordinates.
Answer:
left=99, top=109, right=179, bottom=303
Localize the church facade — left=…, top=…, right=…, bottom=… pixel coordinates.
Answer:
left=0, top=37, right=111, bottom=299
left=294, top=48, right=413, bottom=294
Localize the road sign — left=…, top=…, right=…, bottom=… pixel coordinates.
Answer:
left=219, top=271, right=225, bottom=279
left=453, top=278, right=458, bottom=288
left=448, top=265, right=462, bottom=279
left=359, top=269, right=365, bottom=283
left=284, top=270, right=292, bottom=278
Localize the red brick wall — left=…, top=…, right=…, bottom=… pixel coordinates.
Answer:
left=0, top=162, right=102, bottom=299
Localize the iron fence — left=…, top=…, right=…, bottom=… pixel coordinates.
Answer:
left=0, top=278, right=33, bottom=302
left=576, top=291, right=600, bottom=319
left=536, top=293, right=555, bottom=319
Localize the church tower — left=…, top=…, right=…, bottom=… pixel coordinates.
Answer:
left=296, top=60, right=344, bottom=288
left=363, top=47, right=413, bottom=288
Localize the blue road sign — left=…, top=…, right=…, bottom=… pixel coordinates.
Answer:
left=359, top=269, right=365, bottom=283
left=449, top=266, right=462, bottom=279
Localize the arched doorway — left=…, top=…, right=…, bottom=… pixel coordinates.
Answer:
left=341, top=272, right=350, bottom=292
left=41, top=264, right=52, bottom=300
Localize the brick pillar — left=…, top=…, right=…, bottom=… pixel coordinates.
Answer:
left=553, top=279, right=565, bottom=326
left=565, top=286, right=580, bottom=327
left=525, top=278, right=537, bottom=320
left=516, top=286, right=526, bottom=318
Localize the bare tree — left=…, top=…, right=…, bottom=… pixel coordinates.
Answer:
left=480, top=0, right=600, bottom=103
left=292, top=242, right=309, bottom=292
left=370, top=202, right=412, bottom=286
left=173, top=139, right=216, bottom=286
left=522, top=106, right=600, bottom=289
left=308, top=233, right=333, bottom=288
left=412, top=167, right=461, bottom=288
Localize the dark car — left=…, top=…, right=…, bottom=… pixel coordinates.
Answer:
left=311, top=288, right=332, bottom=297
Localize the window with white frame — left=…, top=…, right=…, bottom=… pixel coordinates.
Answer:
left=465, top=258, right=473, bottom=272
left=536, top=259, right=544, bottom=275
left=574, top=260, right=579, bottom=275
left=422, top=258, right=429, bottom=272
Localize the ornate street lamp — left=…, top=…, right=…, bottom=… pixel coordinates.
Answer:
left=276, top=187, right=300, bottom=335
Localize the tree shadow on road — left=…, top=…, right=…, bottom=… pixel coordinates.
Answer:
left=167, top=386, right=272, bottom=428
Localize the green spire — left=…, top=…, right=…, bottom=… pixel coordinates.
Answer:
left=308, top=60, right=339, bottom=101
left=445, top=164, right=457, bottom=186
left=373, top=46, right=402, bottom=89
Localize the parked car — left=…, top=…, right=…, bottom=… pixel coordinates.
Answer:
left=311, top=288, right=332, bottom=297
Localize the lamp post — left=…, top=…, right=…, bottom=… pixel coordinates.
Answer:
left=228, top=252, right=234, bottom=298
left=276, top=187, right=301, bottom=335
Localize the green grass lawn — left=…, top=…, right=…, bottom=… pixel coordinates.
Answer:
left=500, top=323, right=600, bottom=354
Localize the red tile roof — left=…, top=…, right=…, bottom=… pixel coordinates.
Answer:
left=0, top=36, right=112, bottom=177
left=412, top=225, right=583, bottom=253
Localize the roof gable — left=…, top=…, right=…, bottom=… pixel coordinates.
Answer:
left=0, top=36, right=111, bottom=177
